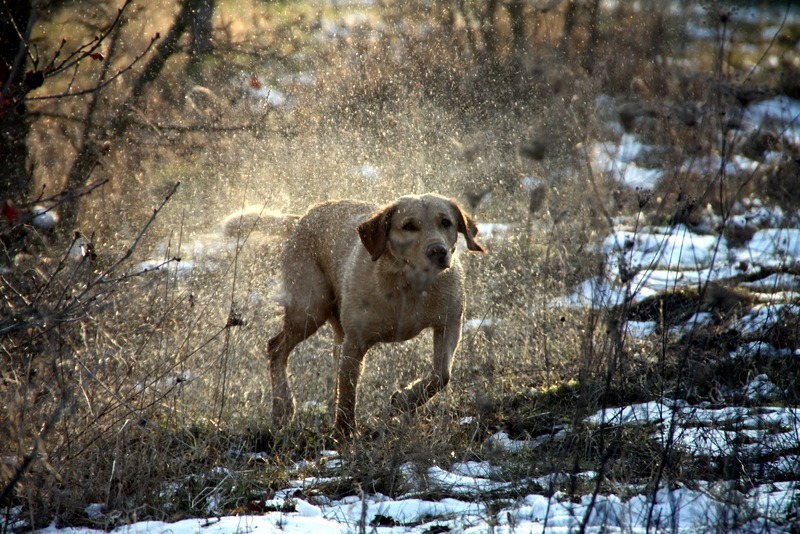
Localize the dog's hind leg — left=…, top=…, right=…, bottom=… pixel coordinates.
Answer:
left=268, top=281, right=334, bottom=428
left=267, top=328, right=300, bottom=427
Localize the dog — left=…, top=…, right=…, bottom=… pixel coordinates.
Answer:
left=267, top=193, right=484, bottom=439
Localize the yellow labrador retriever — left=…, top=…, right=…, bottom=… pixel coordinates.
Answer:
left=268, top=194, right=484, bottom=438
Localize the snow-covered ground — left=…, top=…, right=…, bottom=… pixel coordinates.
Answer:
left=31, top=457, right=797, bottom=533
left=560, top=92, right=800, bottom=318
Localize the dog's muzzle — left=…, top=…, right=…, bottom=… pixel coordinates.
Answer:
left=426, top=243, right=451, bottom=269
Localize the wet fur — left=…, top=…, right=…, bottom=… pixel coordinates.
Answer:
left=267, top=193, right=484, bottom=439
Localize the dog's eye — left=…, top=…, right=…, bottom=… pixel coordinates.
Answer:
left=402, top=221, right=420, bottom=232
left=441, top=218, right=452, bottom=229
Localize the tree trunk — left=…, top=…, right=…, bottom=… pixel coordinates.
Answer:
left=482, top=0, right=500, bottom=59
left=1, top=0, right=34, bottom=202
left=583, top=0, right=601, bottom=74
left=190, top=0, right=215, bottom=58
left=187, top=0, right=215, bottom=75
left=507, top=0, right=526, bottom=64
left=562, top=0, right=577, bottom=55
left=60, top=0, right=208, bottom=232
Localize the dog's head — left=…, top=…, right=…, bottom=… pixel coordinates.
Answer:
left=358, top=194, right=484, bottom=291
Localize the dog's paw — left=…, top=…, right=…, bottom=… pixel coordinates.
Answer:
left=389, top=389, right=415, bottom=416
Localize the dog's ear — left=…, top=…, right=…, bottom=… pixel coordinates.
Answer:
left=358, top=204, right=396, bottom=261
left=451, top=200, right=485, bottom=252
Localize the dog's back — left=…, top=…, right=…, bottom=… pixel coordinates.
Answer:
left=278, top=200, right=375, bottom=309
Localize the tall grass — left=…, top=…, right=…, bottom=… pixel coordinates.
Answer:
left=2, top=0, right=799, bottom=530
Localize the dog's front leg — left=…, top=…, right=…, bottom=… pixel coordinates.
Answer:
left=334, top=338, right=368, bottom=439
left=390, top=323, right=460, bottom=415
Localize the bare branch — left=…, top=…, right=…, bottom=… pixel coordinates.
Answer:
left=127, top=1, right=198, bottom=103
left=0, top=391, right=71, bottom=507
left=47, top=0, right=134, bottom=77
left=94, top=181, right=181, bottom=282
left=28, top=109, right=277, bottom=135
left=26, top=33, right=159, bottom=101
left=1, top=0, right=39, bottom=98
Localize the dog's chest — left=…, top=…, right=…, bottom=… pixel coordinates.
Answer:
left=345, top=288, right=445, bottom=342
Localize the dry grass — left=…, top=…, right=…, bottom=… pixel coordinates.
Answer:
left=3, top=0, right=799, bottom=529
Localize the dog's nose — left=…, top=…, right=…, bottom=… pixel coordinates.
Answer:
left=426, top=243, right=448, bottom=264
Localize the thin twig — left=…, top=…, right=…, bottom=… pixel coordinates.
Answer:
left=0, top=390, right=71, bottom=507
left=95, top=181, right=181, bottom=282
left=46, top=0, right=134, bottom=77
left=26, top=34, right=159, bottom=102
left=29, top=109, right=277, bottom=134
left=1, top=0, right=40, bottom=98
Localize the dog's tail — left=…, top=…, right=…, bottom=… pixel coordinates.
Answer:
left=220, top=205, right=300, bottom=239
